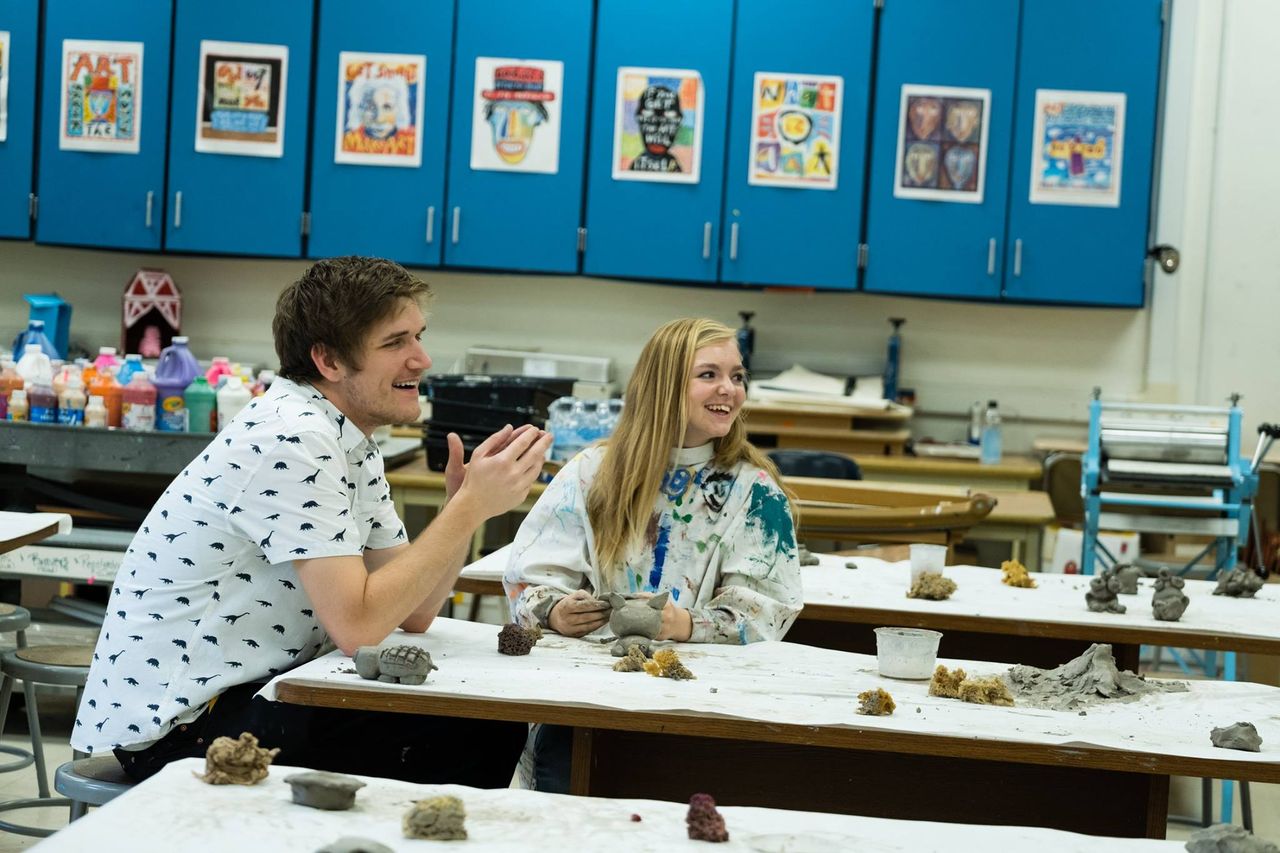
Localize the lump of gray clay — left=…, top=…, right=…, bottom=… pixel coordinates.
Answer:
left=314, top=837, right=394, bottom=853
left=797, top=544, right=819, bottom=567
left=1113, top=563, right=1142, bottom=595
left=1185, top=823, right=1280, bottom=853
left=285, top=770, right=366, bottom=810
left=1210, top=721, right=1263, bottom=752
left=353, top=645, right=438, bottom=685
left=1152, top=569, right=1190, bottom=622
left=1214, top=566, right=1265, bottom=598
left=844, top=561, right=859, bottom=570
left=1085, top=570, right=1126, bottom=614
left=604, top=592, right=667, bottom=657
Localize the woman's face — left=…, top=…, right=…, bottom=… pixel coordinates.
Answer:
left=682, top=341, right=747, bottom=448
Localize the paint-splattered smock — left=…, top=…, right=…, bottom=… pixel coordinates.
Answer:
left=504, top=442, right=802, bottom=644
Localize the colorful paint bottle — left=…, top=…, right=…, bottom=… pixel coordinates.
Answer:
left=0, top=359, right=23, bottom=420
left=93, top=346, right=121, bottom=375
left=116, top=353, right=145, bottom=387
left=7, top=390, right=29, bottom=422
left=58, top=375, right=87, bottom=426
left=154, top=336, right=200, bottom=432
left=27, top=381, right=58, bottom=424
left=84, top=395, right=108, bottom=428
left=88, top=370, right=123, bottom=428
left=205, top=356, right=233, bottom=389
left=216, top=376, right=252, bottom=431
left=183, top=376, right=217, bottom=433
left=122, top=372, right=157, bottom=431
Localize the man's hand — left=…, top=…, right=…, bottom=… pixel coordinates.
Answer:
left=444, top=432, right=465, bottom=502
left=450, top=424, right=552, bottom=521
left=548, top=589, right=611, bottom=637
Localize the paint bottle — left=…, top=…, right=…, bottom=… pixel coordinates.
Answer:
left=27, top=380, right=58, bottom=424
left=7, top=390, right=29, bottom=422
left=122, top=372, right=158, bottom=431
left=216, top=376, right=252, bottom=431
left=88, top=370, right=123, bottom=428
left=93, top=346, right=121, bottom=375
left=0, top=359, right=23, bottom=420
left=184, top=376, right=217, bottom=433
left=84, top=395, right=108, bottom=428
left=154, top=336, right=200, bottom=432
left=58, top=375, right=87, bottom=426
left=116, top=353, right=145, bottom=387
left=16, top=344, right=53, bottom=388
left=205, top=356, right=233, bottom=389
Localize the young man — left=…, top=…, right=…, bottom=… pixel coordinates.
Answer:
left=74, top=257, right=552, bottom=784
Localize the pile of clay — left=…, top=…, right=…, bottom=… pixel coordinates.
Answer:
left=686, top=793, right=729, bottom=842
left=1007, top=643, right=1186, bottom=711
left=1210, top=722, right=1262, bottom=752
left=1214, top=566, right=1265, bottom=598
left=404, top=795, right=467, bottom=840
left=198, top=732, right=279, bottom=785
left=857, top=687, right=896, bottom=716
left=284, top=770, right=366, bottom=810
left=929, top=666, right=1014, bottom=707
left=908, top=572, right=956, bottom=600
left=798, top=544, right=820, bottom=567
left=1000, top=559, right=1037, bottom=588
left=497, top=623, right=541, bottom=656
left=1184, top=824, right=1279, bottom=853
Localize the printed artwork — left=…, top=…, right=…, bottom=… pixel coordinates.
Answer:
left=334, top=51, right=426, bottom=167
left=893, top=84, right=990, bottom=204
left=1029, top=89, right=1125, bottom=207
left=748, top=71, right=842, bottom=190
left=195, top=40, right=288, bottom=158
left=611, top=66, right=703, bottom=184
left=469, top=57, right=562, bottom=174
left=59, top=39, right=144, bottom=154
left=0, top=31, right=10, bottom=143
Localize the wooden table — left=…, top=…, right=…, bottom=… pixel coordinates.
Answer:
left=270, top=618, right=1280, bottom=839
left=0, top=511, right=70, bottom=557
left=744, top=399, right=912, bottom=456
left=849, top=453, right=1043, bottom=491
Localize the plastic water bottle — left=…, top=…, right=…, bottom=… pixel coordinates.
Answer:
left=154, top=336, right=200, bottom=432
left=548, top=397, right=585, bottom=463
left=980, top=400, right=1003, bottom=464
left=882, top=318, right=905, bottom=403
left=216, top=376, right=252, bottom=430
left=10, top=320, right=57, bottom=360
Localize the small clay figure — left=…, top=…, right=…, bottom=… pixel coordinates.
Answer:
left=1151, top=569, right=1190, bottom=622
left=1085, top=570, right=1126, bottom=614
left=284, top=770, right=366, bottom=810
left=1210, top=721, right=1263, bottom=752
left=1112, top=562, right=1142, bottom=594
left=198, top=732, right=279, bottom=786
left=353, top=644, right=438, bottom=685
left=928, top=665, right=967, bottom=699
left=644, top=647, right=695, bottom=680
left=857, top=687, right=896, bottom=716
left=1000, top=559, right=1037, bottom=588
left=605, top=592, right=668, bottom=657
left=612, top=644, right=650, bottom=672
left=314, top=838, right=395, bottom=853
left=957, top=675, right=1015, bottom=706
left=1213, top=566, right=1265, bottom=598
left=497, top=623, right=539, bottom=656
left=403, top=795, right=467, bottom=841
left=844, top=561, right=859, bottom=570
left=686, top=793, right=729, bottom=843
left=797, top=544, right=820, bottom=567
left=1184, top=824, right=1280, bottom=853
left=907, top=572, right=957, bottom=601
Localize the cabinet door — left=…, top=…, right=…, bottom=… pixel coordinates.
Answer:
left=165, top=0, right=313, bottom=256
left=308, top=0, right=454, bottom=264
left=442, top=0, right=592, bottom=273
left=1003, top=0, right=1162, bottom=306
left=864, top=0, right=1019, bottom=299
left=582, top=0, right=734, bottom=283
left=0, top=0, right=37, bottom=239
left=35, top=0, right=172, bottom=250
left=719, top=0, right=873, bottom=289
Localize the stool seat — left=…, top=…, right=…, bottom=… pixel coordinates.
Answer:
left=56, top=756, right=134, bottom=813
left=0, top=604, right=31, bottom=634
left=2, top=645, right=94, bottom=687
left=15, top=645, right=95, bottom=668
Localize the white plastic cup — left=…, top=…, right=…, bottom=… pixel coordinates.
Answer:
left=909, top=543, right=947, bottom=582
left=874, top=627, right=943, bottom=680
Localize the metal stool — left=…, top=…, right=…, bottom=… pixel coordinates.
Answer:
left=0, top=643, right=94, bottom=837
left=55, top=755, right=133, bottom=820
left=0, top=604, right=33, bottom=777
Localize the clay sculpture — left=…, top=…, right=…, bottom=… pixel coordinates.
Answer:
left=1113, top=563, right=1143, bottom=594
left=1000, top=559, right=1037, bottom=588
left=1214, top=566, right=1265, bottom=598
left=797, top=544, right=820, bottom=567
left=928, top=665, right=967, bottom=699
left=403, top=795, right=467, bottom=841
left=613, top=644, right=651, bottom=672
left=1184, top=824, right=1280, bottom=853
left=198, top=732, right=279, bottom=785
left=644, top=647, right=695, bottom=680
left=605, top=592, right=668, bottom=656
left=857, top=687, right=896, bottom=716
left=315, top=838, right=395, bottom=853
left=1210, top=722, right=1263, bottom=752
left=1006, top=643, right=1186, bottom=711
left=497, top=623, right=540, bottom=656
left=1152, top=569, right=1190, bottom=622
left=907, top=572, right=957, bottom=601
left=844, top=561, right=859, bottom=570
left=353, top=644, right=438, bottom=685
left=284, top=770, right=366, bottom=810
left=686, top=793, right=729, bottom=842
left=1085, top=569, right=1126, bottom=613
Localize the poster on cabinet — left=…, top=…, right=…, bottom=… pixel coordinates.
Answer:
left=0, top=31, right=10, bottom=143
left=1028, top=89, right=1125, bottom=207
left=195, top=40, right=288, bottom=158
left=611, top=66, right=703, bottom=184
left=334, top=51, right=426, bottom=167
left=469, top=57, right=562, bottom=174
left=58, top=39, right=144, bottom=154
left=748, top=71, right=842, bottom=190
left=893, top=83, right=989, bottom=203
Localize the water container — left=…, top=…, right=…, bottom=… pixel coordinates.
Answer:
left=205, top=356, right=233, bottom=388
left=116, top=353, right=145, bottom=387
left=184, top=377, right=217, bottom=433
left=27, top=381, right=58, bottom=424
left=549, top=397, right=589, bottom=463
left=122, top=372, right=157, bottom=431
left=7, top=390, right=29, bottom=422
left=16, top=344, right=53, bottom=387
left=88, top=370, right=123, bottom=428
left=216, top=376, right=252, bottom=430
left=93, top=347, right=121, bottom=375
left=980, top=400, right=1003, bottom=465
left=155, top=336, right=200, bottom=432
left=10, top=319, right=58, bottom=360
left=58, top=376, right=87, bottom=426
left=85, top=395, right=107, bottom=428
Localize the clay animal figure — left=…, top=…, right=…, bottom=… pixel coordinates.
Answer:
left=605, top=592, right=668, bottom=657
left=686, top=793, right=729, bottom=842
left=1213, top=566, right=1265, bottom=598
left=1185, top=824, right=1279, bottom=853
left=1112, top=562, right=1143, bottom=595
left=1151, top=569, right=1190, bottom=621
left=283, top=770, right=366, bottom=810
left=403, top=795, right=467, bottom=840
left=1210, top=721, right=1263, bottom=752
left=315, top=838, right=394, bottom=853
left=198, top=731, right=279, bottom=785
left=353, top=644, right=438, bottom=685
left=1085, top=569, right=1126, bottom=614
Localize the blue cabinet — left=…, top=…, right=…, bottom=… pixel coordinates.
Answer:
left=719, top=0, right=874, bottom=290
left=0, top=0, right=38, bottom=239
left=308, top=0, right=455, bottom=264
left=1003, top=0, right=1162, bottom=306
left=583, top=0, right=734, bottom=284
left=35, top=0, right=172, bottom=250
left=165, top=0, right=313, bottom=256
left=442, top=0, right=592, bottom=273
left=864, top=0, right=1020, bottom=300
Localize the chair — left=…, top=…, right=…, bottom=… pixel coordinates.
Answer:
left=768, top=450, right=862, bottom=481
left=55, top=756, right=134, bottom=820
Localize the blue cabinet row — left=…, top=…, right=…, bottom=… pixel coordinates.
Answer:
left=0, top=0, right=1164, bottom=305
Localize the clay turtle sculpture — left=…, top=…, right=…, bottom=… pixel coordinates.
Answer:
left=353, top=644, right=438, bottom=685
left=1085, top=569, right=1126, bottom=614
left=1213, top=566, right=1265, bottom=598
left=284, top=770, right=367, bottom=810
left=1151, top=569, right=1190, bottom=622
left=1112, top=562, right=1143, bottom=595
left=604, top=592, right=668, bottom=657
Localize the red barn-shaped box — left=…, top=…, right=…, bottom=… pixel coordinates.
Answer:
left=122, top=269, right=181, bottom=357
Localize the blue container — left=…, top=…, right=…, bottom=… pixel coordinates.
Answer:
left=23, top=295, right=72, bottom=359
left=11, top=319, right=59, bottom=361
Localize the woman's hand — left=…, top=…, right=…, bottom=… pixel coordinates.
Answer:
left=655, top=598, right=693, bottom=642
left=548, top=589, right=611, bottom=637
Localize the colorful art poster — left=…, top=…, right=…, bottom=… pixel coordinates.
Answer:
left=469, top=57, right=562, bottom=174
left=1029, top=89, right=1125, bottom=207
left=195, top=40, right=288, bottom=158
left=748, top=71, right=842, bottom=190
left=58, top=39, right=144, bottom=154
left=0, top=31, right=10, bottom=143
left=611, top=66, right=703, bottom=184
left=334, top=51, right=426, bottom=167
left=893, top=84, right=990, bottom=204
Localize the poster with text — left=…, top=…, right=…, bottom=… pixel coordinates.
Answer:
left=334, top=51, right=426, bottom=167
left=59, top=39, right=144, bottom=153
left=893, top=84, right=990, bottom=203
left=469, top=57, right=562, bottom=174
left=748, top=71, right=842, bottom=190
left=195, top=40, right=288, bottom=157
left=0, top=31, right=10, bottom=143
left=612, top=66, right=702, bottom=184
left=1029, top=89, right=1125, bottom=207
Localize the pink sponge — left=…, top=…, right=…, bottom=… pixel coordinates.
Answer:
left=686, top=793, right=729, bottom=842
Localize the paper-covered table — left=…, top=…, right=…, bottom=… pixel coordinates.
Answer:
left=0, top=511, right=71, bottom=557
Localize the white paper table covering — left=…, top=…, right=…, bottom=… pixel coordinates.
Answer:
left=0, top=511, right=73, bottom=544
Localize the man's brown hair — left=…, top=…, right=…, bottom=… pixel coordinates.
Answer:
left=273, top=256, right=431, bottom=382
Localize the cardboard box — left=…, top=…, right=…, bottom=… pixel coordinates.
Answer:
left=1043, top=525, right=1140, bottom=574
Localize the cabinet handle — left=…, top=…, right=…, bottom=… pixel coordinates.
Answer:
left=451, top=207, right=461, bottom=245
left=173, top=191, right=183, bottom=229
left=987, top=238, right=996, bottom=275
left=145, top=191, right=154, bottom=228
left=1014, top=238, right=1023, bottom=277
left=425, top=206, right=435, bottom=244
left=730, top=222, right=740, bottom=261
left=702, top=222, right=712, bottom=259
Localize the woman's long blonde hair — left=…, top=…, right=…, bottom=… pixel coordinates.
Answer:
left=587, top=318, right=795, bottom=577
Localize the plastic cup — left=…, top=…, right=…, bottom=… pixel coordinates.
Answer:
left=909, top=543, right=947, bottom=582
left=874, top=627, right=943, bottom=680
